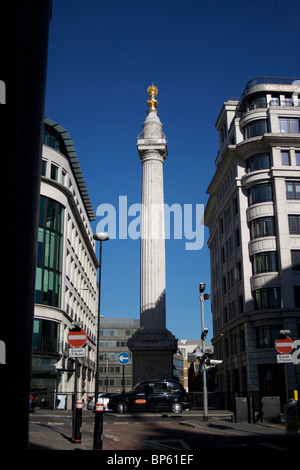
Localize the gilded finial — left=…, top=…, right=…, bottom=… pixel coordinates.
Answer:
left=147, top=84, right=158, bottom=111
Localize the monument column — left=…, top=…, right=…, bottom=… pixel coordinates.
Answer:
left=128, top=85, right=177, bottom=384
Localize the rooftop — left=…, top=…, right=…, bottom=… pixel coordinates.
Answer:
left=242, top=76, right=300, bottom=97
left=44, top=117, right=96, bottom=221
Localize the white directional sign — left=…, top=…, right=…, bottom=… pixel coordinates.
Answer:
left=69, top=348, right=86, bottom=358
left=277, top=354, right=292, bottom=363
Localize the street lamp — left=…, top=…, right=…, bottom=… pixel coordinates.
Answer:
left=199, top=282, right=210, bottom=421
left=93, top=232, right=109, bottom=450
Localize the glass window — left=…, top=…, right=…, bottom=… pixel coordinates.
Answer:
left=286, top=181, right=300, bottom=199
left=41, top=160, right=47, bottom=176
left=50, top=163, right=58, bottom=181
left=288, top=215, right=300, bottom=234
left=256, top=325, right=282, bottom=348
left=249, top=183, right=273, bottom=206
left=279, top=118, right=299, bottom=133
left=294, top=286, right=300, bottom=307
left=291, top=250, right=300, bottom=270
left=281, top=151, right=290, bottom=165
left=295, top=152, right=300, bottom=165
left=33, top=319, right=60, bottom=354
left=246, top=154, right=270, bottom=173
left=245, top=120, right=267, bottom=139
left=252, top=252, right=278, bottom=275
left=250, top=216, right=275, bottom=239
left=246, top=95, right=267, bottom=111
left=253, top=287, right=281, bottom=310
left=35, top=196, right=64, bottom=308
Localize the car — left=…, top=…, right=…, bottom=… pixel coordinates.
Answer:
left=107, top=379, right=191, bottom=414
left=87, top=392, right=117, bottom=410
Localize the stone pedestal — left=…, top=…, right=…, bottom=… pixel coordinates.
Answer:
left=127, top=327, right=177, bottom=384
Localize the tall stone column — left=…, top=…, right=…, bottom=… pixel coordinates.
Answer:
left=128, top=85, right=177, bottom=384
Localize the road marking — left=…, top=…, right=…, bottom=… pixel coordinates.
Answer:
left=259, top=443, right=288, bottom=450
left=145, top=439, right=192, bottom=450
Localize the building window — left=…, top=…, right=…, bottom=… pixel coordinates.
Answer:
left=291, top=250, right=300, bottom=270
left=246, top=153, right=270, bottom=173
left=286, top=181, right=300, bottom=199
left=248, top=183, right=273, bottom=206
left=253, top=287, right=281, bottom=310
left=279, top=118, right=299, bottom=133
left=35, top=196, right=64, bottom=307
left=252, top=251, right=278, bottom=275
left=250, top=216, right=275, bottom=239
left=281, top=150, right=290, bottom=165
left=33, top=319, right=60, bottom=355
left=50, top=163, right=58, bottom=181
left=41, top=159, right=47, bottom=176
left=245, top=119, right=267, bottom=139
left=294, top=286, right=300, bottom=307
left=246, top=95, right=267, bottom=111
left=295, top=151, right=300, bottom=165
left=288, top=215, right=300, bottom=234
left=256, top=325, right=282, bottom=348
left=43, top=128, right=66, bottom=154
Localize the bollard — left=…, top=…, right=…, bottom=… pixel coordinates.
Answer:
left=73, top=400, right=83, bottom=443
left=93, top=402, right=104, bottom=450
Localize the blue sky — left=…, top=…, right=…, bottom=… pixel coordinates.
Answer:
left=45, top=0, right=300, bottom=343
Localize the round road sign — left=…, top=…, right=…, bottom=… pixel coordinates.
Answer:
left=118, top=352, right=130, bottom=365
left=67, top=328, right=87, bottom=348
left=275, top=336, right=293, bottom=354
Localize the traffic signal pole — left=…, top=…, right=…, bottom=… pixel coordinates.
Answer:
left=199, top=283, right=209, bottom=421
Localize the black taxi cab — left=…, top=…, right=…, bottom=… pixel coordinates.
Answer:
left=107, top=379, right=191, bottom=414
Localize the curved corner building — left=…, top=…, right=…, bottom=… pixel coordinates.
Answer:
left=205, top=77, right=300, bottom=406
left=32, top=118, right=98, bottom=409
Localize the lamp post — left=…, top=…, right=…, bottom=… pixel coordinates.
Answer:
left=93, top=232, right=109, bottom=450
left=199, top=282, right=210, bottom=421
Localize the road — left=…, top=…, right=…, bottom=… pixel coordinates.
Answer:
left=28, top=408, right=300, bottom=451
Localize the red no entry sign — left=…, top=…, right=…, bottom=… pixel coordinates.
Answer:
left=67, top=328, right=87, bottom=348
left=275, top=336, right=293, bottom=354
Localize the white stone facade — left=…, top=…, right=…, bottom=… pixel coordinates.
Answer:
left=205, top=78, right=300, bottom=402
left=32, top=118, right=98, bottom=409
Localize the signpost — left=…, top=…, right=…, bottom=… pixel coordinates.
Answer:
left=275, top=334, right=294, bottom=405
left=68, top=326, right=87, bottom=440
left=118, top=352, right=130, bottom=413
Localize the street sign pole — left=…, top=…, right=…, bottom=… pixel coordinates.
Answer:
left=118, top=352, right=130, bottom=413
left=72, top=358, right=78, bottom=440
left=275, top=334, right=294, bottom=405
left=122, top=365, right=125, bottom=413
left=68, top=325, right=87, bottom=441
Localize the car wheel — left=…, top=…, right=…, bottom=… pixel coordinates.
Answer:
left=171, top=402, right=183, bottom=413
left=116, top=402, right=128, bottom=414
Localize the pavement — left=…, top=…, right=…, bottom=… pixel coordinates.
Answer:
left=27, top=408, right=299, bottom=452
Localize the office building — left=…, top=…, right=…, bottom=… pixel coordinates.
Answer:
left=204, top=77, right=300, bottom=405
left=99, top=318, right=140, bottom=393
left=31, top=118, right=98, bottom=409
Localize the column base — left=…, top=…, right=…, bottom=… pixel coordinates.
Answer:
left=127, top=328, right=177, bottom=384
